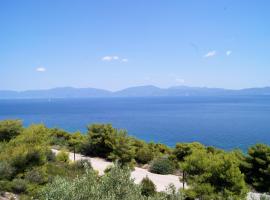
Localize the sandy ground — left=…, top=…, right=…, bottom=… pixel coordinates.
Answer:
left=247, top=192, right=270, bottom=200
left=52, top=149, right=183, bottom=192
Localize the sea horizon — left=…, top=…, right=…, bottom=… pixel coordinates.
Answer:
left=1, top=95, right=269, bottom=151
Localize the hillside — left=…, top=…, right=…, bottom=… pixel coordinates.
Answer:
left=1, top=86, right=270, bottom=98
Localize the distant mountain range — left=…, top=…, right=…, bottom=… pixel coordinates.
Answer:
left=0, top=85, right=270, bottom=99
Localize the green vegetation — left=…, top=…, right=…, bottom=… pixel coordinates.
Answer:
left=172, top=142, right=205, bottom=162
left=181, top=149, right=248, bottom=199
left=0, top=119, right=23, bottom=142
left=0, top=121, right=89, bottom=198
left=40, top=164, right=182, bottom=200
left=241, top=144, right=270, bottom=192
left=55, top=150, right=70, bottom=163
left=0, top=119, right=270, bottom=199
left=149, top=157, right=175, bottom=175
left=140, top=176, right=156, bottom=197
left=135, top=145, right=154, bottom=164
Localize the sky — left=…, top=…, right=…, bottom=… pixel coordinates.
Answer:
left=0, top=0, right=270, bottom=91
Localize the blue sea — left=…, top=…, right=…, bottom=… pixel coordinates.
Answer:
left=0, top=96, right=270, bottom=151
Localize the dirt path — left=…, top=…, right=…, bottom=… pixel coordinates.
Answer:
left=52, top=149, right=183, bottom=192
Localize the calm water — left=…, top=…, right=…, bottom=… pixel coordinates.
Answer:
left=0, top=96, right=270, bottom=151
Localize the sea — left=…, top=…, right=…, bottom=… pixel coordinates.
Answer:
left=0, top=96, right=270, bottom=151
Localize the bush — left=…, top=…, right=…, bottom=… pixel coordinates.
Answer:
left=71, top=159, right=92, bottom=170
left=260, top=194, right=270, bottom=200
left=140, top=176, right=156, bottom=197
left=0, top=180, right=12, bottom=192
left=107, top=130, right=136, bottom=166
left=40, top=164, right=143, bottom=200
left=49, top=128, right=70, bottom=146
left=149, top=157, right=175, bottom=175
left=104, top=165, right=113, bottom=174
left=0, top=120, right=23, bottom=142
left=56, top=150, right=69, bottom=163
left=0, top=161, right=15, bottom=180
left=39, top=164, right=183, bottom=200
left=135, top=147, right=154, bottom=164
left=46, top=150, right=56, bottom=162
left=148, top=142, right=172, bottom=157
left=11, top=179, right=27, bottom=193
left=0, top=125, right=51, bottom=173
left=9, top=147, right=48, bottom=172
left=25, top=168, right=48, bottom=184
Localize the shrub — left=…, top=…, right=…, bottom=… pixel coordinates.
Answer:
left=140, top=176, right=156, bottom=197
left=45, top=163, right=71, bottom=180
left=46, top=150, right=56, bottom=162
left=135, top=147, right=154, bottom=164
left=107, top=130, right=136, bottom=166
left=49, top=128, right=70, bottom=146
left=104, top=165, right=113, bottom=174
left=9, top=147, right=48, bottom=172
left=0, top=125, right=51, bottom=173
left=149, top=157, right=175, bottom=175
left=40, top=164, right=182, bottom=200
left=25, top=167, right=48, bottom=184
left=0, top=120, right=23, bottom=142
left=56, top=150, right=69, bottom=163
left=0, top=161, right=15, bottom=180
left=0, top=180, right=12, bottom=192
left=25, top=149, right=47, bottom=166
left=11, top=179, right=27, bottom=193
left=260, top=194, right=270, bottom=200
left=39, top=164, right=143, bottom=200
left=148, top=142, right=172, bottom=157
left=71, top=159, right=92, bottom=170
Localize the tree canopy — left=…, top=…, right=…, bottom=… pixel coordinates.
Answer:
left=242, top=144, right=270, bottom=192
left=181, top=149, right=248, bottom=200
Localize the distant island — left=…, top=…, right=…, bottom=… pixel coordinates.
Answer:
left=1, top=85, right=270, bottom=99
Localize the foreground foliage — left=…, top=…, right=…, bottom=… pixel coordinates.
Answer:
left=140, top=176, right=157, bottom=197
left=0, top=120, right=23, bottom=142
left=181, top=149, right=248, bottom=200
left=0, top=120, right=269, bottom=199
left=242, top=144, right=270, bottom=192
left=40, top=165, right=183, bottom=200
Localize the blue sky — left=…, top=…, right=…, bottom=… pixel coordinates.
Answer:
left=0, top=0, right=270, bottom=91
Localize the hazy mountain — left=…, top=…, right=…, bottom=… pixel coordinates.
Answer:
left=113, top=85, right=163, bottom=97
left=0, top=86, right=270, bottom=99
left=0, top=87, right=112, bottom=99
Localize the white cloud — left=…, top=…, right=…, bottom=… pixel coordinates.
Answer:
left=36, top=67, right=46, bottom=72
left=121, top=58, right=128, bottom=62
left=102, top=55, right=128, bottom=62
left=102, top=56, right=114, bottom=61
left=226, top=50, right=232, bottom=56
left=204, top=50, right=216, bottom=58
left=175, top=78, right=185, bottom=83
